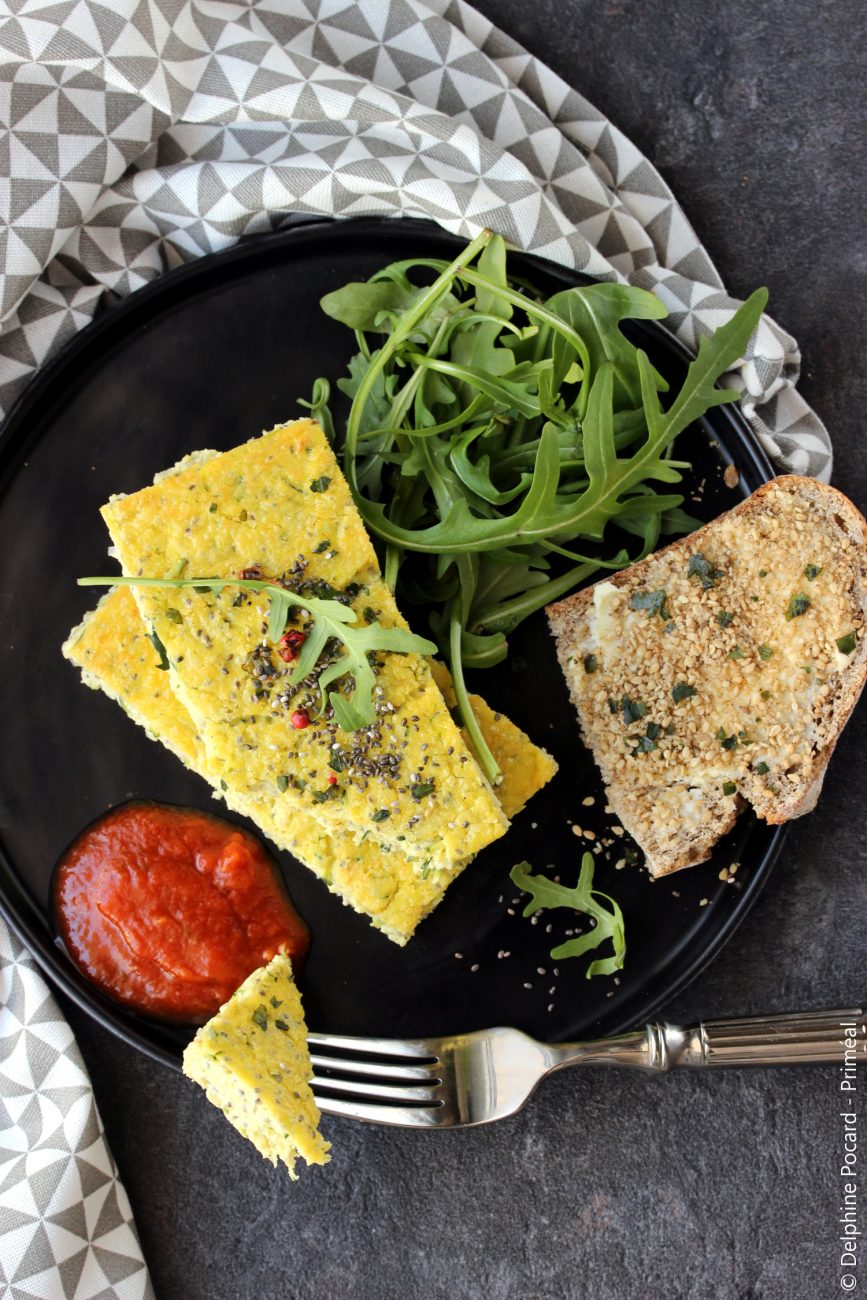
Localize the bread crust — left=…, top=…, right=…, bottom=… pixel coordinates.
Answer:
left=546, top=475, right=867, bottom=875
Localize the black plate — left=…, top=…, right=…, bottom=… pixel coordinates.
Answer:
left=0, top=217, right=784, bottom=1070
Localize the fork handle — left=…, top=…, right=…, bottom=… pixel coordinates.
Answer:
left=549, top=1008, right=863, bottom=1072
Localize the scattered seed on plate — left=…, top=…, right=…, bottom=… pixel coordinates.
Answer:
left=582, top=796, right=595, bottom=807
left=470, top=963, right=480, bottom=973
left=699, top=898, right=709, bottom=907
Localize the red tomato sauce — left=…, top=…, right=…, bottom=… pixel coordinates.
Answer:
left=53, top=802, right=309, bottom=1023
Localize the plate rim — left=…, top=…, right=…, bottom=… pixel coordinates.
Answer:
left=0, top=215, right=787, bottom=1073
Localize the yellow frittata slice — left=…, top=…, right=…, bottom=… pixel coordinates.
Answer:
left=63, top=586, right=557, bottom=944
left=182, top=953, right=329, bottom=1177
left=100, top=419, right=508, bottom=874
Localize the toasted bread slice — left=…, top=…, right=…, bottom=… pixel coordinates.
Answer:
left=546, top=476, right=867, bottom=876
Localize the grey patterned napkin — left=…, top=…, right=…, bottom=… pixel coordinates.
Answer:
left=0, top=928, right=154, bottom=1299
left=0, top=0, right=835, bottom=1293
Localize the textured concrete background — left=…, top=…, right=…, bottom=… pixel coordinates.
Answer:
left=62, top=2, right=866, bottom=1298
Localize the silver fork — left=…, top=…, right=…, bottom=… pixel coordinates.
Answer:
left=309, top=1008, right=863, bottom=1127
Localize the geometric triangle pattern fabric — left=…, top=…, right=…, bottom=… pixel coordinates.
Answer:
left=0, top=0, right=832, bottom=477
left=0, top=923, right=155, bottom=1300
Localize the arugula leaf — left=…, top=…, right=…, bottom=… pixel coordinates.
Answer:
left=510, top=855, right=626, bottom=978
left=78, top=575, right=436, bottom=731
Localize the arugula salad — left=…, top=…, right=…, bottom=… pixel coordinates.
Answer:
left=305, top=229, right=766, bottom=788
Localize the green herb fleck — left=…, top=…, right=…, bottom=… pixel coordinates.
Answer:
left=804, top=564, right=822, bottom=581
left=758, top=568, right=768, bottom=577
left=147, top=630, right=170, bottom=671
left=583, top=653, right=597, bottom=674
left=411, top=782, right=436, bottom=801
left=836, top=632, right=857, bottom=655
left=755, top=761, right=770, bottom=775
left=665, top=722, right=676, bottom=735
left=164, top=607, right=182, bottom=625
left=220, top=779, right=228, bottom=791
left=329, top=754, right=347, bottom=773
left=620, top=696, right=647, bottom=725
left=785, top=592, right=811, bottom=620
left=688, top=553, right=724, bottom=589
left=722, top=781, right=737, bottom=796
left=729, top=645, right=745, bottom=660
left=312, top=786, right=340, bottom=803
left=276, top=774, right=289, bottom=793
left=717, top=610, right=734, bottom=628
left=313, top=539, right=331, bottom=553
left=270, top=997, right=282, bottom=1008
left=252, top=1006, right=268, bottom=1032
left=758, top=644, right=773, bottom=660
left=310, top=475, right=331, bottom=493
left=629, top=721, right=661, bottom=754
left=608, top=697, right=619, bottom=714
left=761, top=689, right=773, bottom=701
left=293, top=777, right=307, bottom=791
left=672, top=681, right=697, bottom=703
left=371, top=809, right=390, bottom=823
left=717, top=727, right=738, bottom=751
left=274, top=1019, right=289, bottom=1032
left=510, top=854, right=625, bottom=978
left=209, top=502, right=217, bottom=514
left=629, top=588, right=671, bottom=620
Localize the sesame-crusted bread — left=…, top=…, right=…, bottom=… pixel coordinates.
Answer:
left=546, top=476, right=867, bottom=876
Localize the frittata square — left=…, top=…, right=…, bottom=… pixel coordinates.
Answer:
left=182, top=953, right=329, bottom=1178
left=100, top=419, right=509, bottom=874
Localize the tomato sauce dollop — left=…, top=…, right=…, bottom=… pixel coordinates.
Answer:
left=54, top=802, right=309, bottom=1023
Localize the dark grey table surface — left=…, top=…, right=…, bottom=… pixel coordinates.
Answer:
left=58, top=2, right=866, bottom=1298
